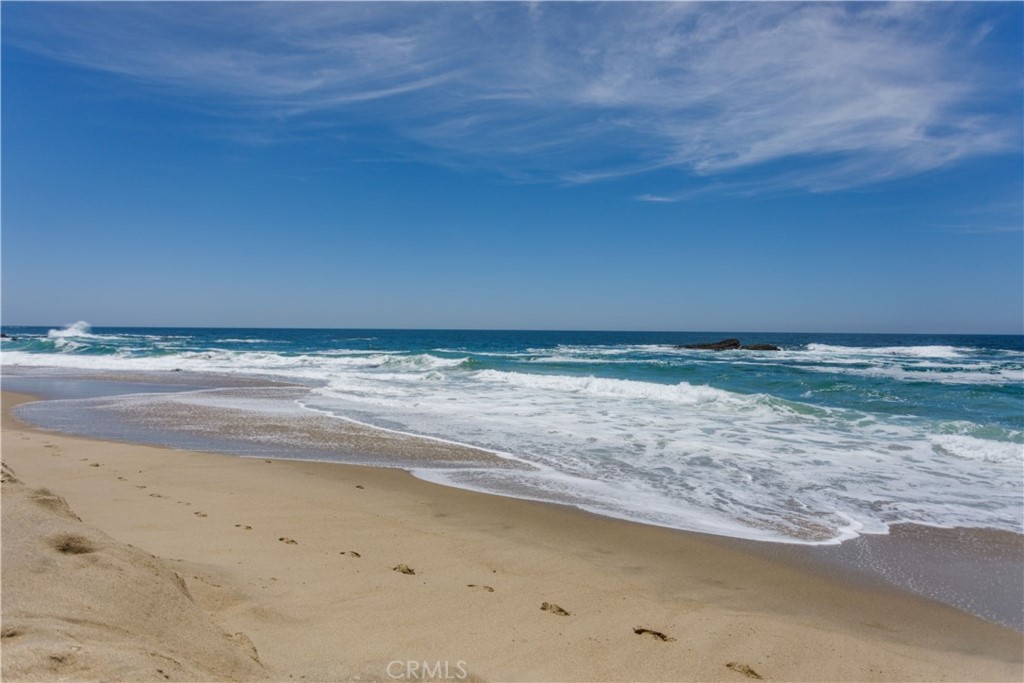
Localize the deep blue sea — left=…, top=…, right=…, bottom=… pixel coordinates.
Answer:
left=3, top=323, right=1022, bottom=545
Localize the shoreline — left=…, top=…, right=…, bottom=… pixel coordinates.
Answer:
left=6, top=370, right=1024, bottom=630
left=5, top=360, right=1022, bottom=546
left=2, top=388, right=1022, bottom=681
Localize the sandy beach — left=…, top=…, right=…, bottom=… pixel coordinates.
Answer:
left=2, top=390, right=1022, bottom=682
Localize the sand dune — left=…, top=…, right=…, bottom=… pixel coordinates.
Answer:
left=1, top=461, right=267, bottom=681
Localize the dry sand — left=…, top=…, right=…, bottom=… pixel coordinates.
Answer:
left=2, top=391, right=1022, bottom=682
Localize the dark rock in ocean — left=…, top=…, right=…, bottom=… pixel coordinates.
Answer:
left=740, top=343, right=781, bottom=351
left=0, top=333, right=16, bottom=341
left=676, top=338, right=780, bottom=351
left=680, top=338, right=742, bottom=351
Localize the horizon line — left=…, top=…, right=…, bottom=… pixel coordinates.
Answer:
left=2, top=323, right=1022, bottom=337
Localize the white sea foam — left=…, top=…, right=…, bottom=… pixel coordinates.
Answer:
left=434, top=348, right=537, bottom=358
left=474, top=369, right=743, bottom=406
left=930, top=434, right=1024, bottom=465
left=5, top=335, right=1021, bottom=544
left=546, top=344, right=675, bottom=356
left=1, top=347, right=467, bottom=379
left=812, top=364, right=1024, bottom=386
left=41, top=323, right=183, bottom=352
left=804, top=343, right=971, bottom=358
left=526, top=355, right=666, bottom=365
left=46, top=321, right=103, bottom=350
left=302, top=364, right=1022, bottom=543
left=383, top=354, right=469, bottom=370
left=769, top=343, right=1024, bottom=385
left=47, top=321, right=94, bottom=339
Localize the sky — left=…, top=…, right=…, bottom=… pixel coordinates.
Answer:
left=2, top=2, right=1022, bottom=334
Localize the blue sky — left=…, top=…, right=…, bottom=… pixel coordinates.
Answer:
left=2, top=2, right=1021, bottom=333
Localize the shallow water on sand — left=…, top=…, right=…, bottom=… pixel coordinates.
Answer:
left=6, top=371, right=1023, bottom=631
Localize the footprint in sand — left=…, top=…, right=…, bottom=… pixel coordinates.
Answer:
left=148, top=493, right=165, bottom=499
left=340, top=550, right=361, bottom=558
left=355, top=485, right=365, bottom=489
left=468, top=584, right=494, bottom=592
left=633, top=627, right=675, bottom=642
left=541, top=602, right=570, bottom=616
left=194, top=512, right=208, bottom=518
left=726, top=662, right=763, bottom=679
left=235, top=524, right=253, bottom=530
left=88, top=463, right=101, bottom=468
left=278, top=537, right=298, bottom=545
left=393, top=564, right=416, bottom=575
left=117, top=476, right=127, bottom=481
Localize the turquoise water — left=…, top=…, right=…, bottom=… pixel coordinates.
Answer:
left=3, top=323, right=1022, bottom=544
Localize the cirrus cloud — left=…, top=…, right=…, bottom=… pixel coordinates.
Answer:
left=5, top=2, right=1020, bottom=194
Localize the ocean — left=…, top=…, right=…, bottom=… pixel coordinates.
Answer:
left=3, top=323, right=1022, bottom=547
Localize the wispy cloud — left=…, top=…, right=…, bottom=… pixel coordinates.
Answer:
left=930, top=198, right=1024, bottom=235
left=634, top=194, right=678, bottom=204
left=6, top=2, right=1020, bottom=194
left=941, top=224, right=1023, bottom=235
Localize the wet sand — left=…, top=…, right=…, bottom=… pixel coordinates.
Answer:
left=4, top=373, right=518, bottom=468
left=2, top=390, right=1022, bottom=681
